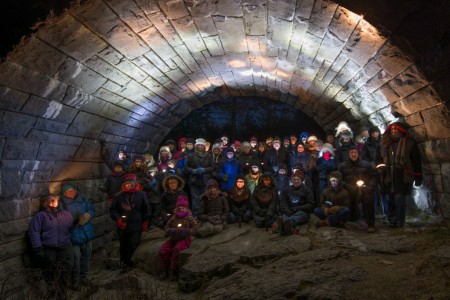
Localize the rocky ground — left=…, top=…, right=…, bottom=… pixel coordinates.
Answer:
left=29, top=215, right=450, bottom=300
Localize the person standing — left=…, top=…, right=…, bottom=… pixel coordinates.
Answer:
left=110, top=174, right=150, bottom=272
left=378, top=122, right=422, bottom=228
left=28, top=194, right=74, bottom=299
left=59, top=183, right=95, bottom=290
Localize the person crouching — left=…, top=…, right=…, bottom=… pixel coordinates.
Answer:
left=198, top=179, right=230, bottom=237
left=159, top=196, right=198, bottom=280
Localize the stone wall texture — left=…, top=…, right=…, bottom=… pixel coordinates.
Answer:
left=1, top=0, right=450, bottom=276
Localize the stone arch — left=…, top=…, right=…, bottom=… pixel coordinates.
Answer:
left=0, top=0, right=449, bottom=273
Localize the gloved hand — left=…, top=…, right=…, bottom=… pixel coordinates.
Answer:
left=141, top=221, right=149, bottom=232
left=34, top=247, right=45, bottom=261
left=322, top=205, right=330, bottom=216
left=329, top=206, right=341, bottom=215
left=223, top=174, right=229, bottom=182
left=78, top=213, right=91, bottom=225
left=196, top=167, right=205, bottom=174
left=117, top=218, right=127, bottom=230
left=414, top=176, right=423, bottom=187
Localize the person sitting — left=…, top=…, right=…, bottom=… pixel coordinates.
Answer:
left=314, top=171, right=351, bottom=228
left=227, top=175, right=252, bottom=225
left=197, top=179, right=229, bottom=237
left=160, top=174, right=188, bottom=225
left=159, top=196, right=198, bottom=281
left=28, top=194, right=74, bottom=299
left=278, top=170, right=314, bottom=235
left=250, top=172, right=278, bottom=229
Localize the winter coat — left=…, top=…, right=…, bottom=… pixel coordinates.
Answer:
left=237, top=151, right=259, bottom=175
left=279, top=184, right=314, bottom=215
left=127, top=165, right=149, bottom=184
left=28, top=208, right=73, bottom=249
left=185, top=150, right=214, bottom=186
left=228, top=186, right=252, bottom=215
left=275, top=173, right=290, bottom=195
left=319, top=187, right=351, bottom=209
left=164, top=211, right=198, bottom=241
left=198, top=192, right=229, bottom=224
left=59, top=194, right=95, bottom=245
left=110, top=190, right=150, bottom=232
left=250, top=178, right=278, bottom=218
left=338, top=158, right=377, bottom=195
left=290, top=152, right=313, bottom=176
left=104, top=172, right=125, bottom=199
left=361, top=137, right=381, bottom=165
left=263, top=148, right=290, bottom=174
left=245, top=173, right=260, bottom=195
left=142, top=176, right=162, bottom=204
left=334, top=141, right=357, bottom=165
left=160, top=175, right=188, bottom=215
left=316, top=157, right=336, bottom=180
left=218, top=158, right=241, bottom=191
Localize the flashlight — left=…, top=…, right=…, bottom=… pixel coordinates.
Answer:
left=121, top=215, right=127, bottom=222
left=356, top=180, right=365, bottom=187
left=177, top=223, right=182, bottom=228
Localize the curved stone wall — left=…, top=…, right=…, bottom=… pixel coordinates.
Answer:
left=0, top=0, right=449, bottom=273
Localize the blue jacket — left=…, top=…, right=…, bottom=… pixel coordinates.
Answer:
left=59, top=194, right=95, bottom=245
left=28, top=208, right=73, bottom=249
left=218, top=158, right=240, bottom=191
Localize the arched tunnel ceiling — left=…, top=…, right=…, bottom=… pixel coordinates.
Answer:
left=1, top=0, right=449, bottom=160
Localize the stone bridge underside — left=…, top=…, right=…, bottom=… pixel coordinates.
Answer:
left=0, top=0, right=450, bottom=271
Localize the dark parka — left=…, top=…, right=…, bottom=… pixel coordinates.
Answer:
left=338, top=157, right=377, bottom=195
left=185, top=150, right=214, bottom=186
left=160, top=174, right=187, bottom=216
left=110, top=190, right=150, bottom=232
left=250, top=174, right=278, bottom=220
left=279, top=184, right=314, bottom=216
left=198, top=192, right=230, bottom=223
left=319, top=171, right=351, bottom=208
left=361, top=137, right=381, bottom=166
left=263, top=147, right=290, bottom=174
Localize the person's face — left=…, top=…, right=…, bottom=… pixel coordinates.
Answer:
left=283, top=140, right=290, bottom=147
left=302, top=137, right=307, bottom=144
left=175, top=206, right=188, bottom=213
left=226, top=151, right=234, bottom=159
left=326, top=135, right=335, bottom=144
left=168, top=144, right=175, bottom=151
left=144, top=154, right=152, bottom=162
left=234, top=145, right=242, bottom=152
left=297, top=144, right=305, bottom=153
left=342, top=136, right=350, bottom=143
left=278, top=168, right=287, bottom=175
left=160, top=149, right=170, bottom=157
left=323, top=151, right=331, bottom=161
left=221, top=137, right=228, bottom=146
left=168, top=179, right=178, bottom=190
left=258, top=144, right=265, bottom=152
left=208, top=185, right=219, bottom=194
left=118, top=152, right=126, bottom=160
left=114, top=165, right=123, bottom=173
left=308, top=140, right=316, bottom=147
left=63, top=188, right=77, bottom=200
left=349, top=149, right=359, bottom=161
left=134, top=159, right=143, bottom=168
left=273, top=141, right=280, bottom=150
left=180, top=141, right=187, bottom=149
left=243, top=145, right=251, bottom=153
left=236, top=179, right=245, bottom=189
left=168, top=161, right=175, bottom=168
left=124, top=181, right=136, bottom=190
left=330, top=178, right=339, bottom=188
left=187, top=143, right=194, bottom=150
left=263, top=177, right=271, bottom=187
left=371, top=131, right=380, bottom=139
left=213, top=148, right=220, bottom=155
left=266, top=141, right=273, bottom=148
left=290, top=137, right=297, bottom=145
left=205, top=142, right=211, bottom=152
left=196, top=144, right=205, bottom=152
left=250, top=141, right=257, bottom=148
left=47, top=195, right=59, bottom=208
left=291, top=176, right=302, bottom=187
left=390, top=125, right=399, bottom=135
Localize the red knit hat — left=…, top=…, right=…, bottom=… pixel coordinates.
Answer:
left=124, top=173, right=137, bottom=183
left=176, top=195, right=189, bottom=208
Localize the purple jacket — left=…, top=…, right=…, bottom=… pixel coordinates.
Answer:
left=28, top=208, right=73, bottom=249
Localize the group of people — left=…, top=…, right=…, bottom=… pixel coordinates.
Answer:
left=28, top=120, right=423, bottom=294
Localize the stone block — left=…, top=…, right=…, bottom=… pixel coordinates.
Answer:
left=8, top=36, right=66, bottom=77
left=372, top=83, right=399, bottom=106
left=295, top=0, right=315, bottom=20
left=56, top=58, right=108, bottom=94
left=387, top=64, right=430, bottom=98
left=268, top=0, right=295, bottom=21
left=0, top=160, right=55, bottom=172
left=329, top=7, right=359, bottom=42
left=404, top=112, right=424, bottom=127
left=193, top=14, right=218, bottom=37
left=418, top=137, right=448, bottom=165
left=374, top=42, right=413, bottom=77
left=442, top=163, right=450, bottom=194
left=0, top=61, right=67, bottom=101
left=422, top=174, right=443, bottom=193
left=437, top=193, right=450, bottom=221
left=0, top=240, right=26, bottom=263
left=50, top=162, right=110, bottom=181
left=0, top=199, right=35, bottom=223
left=0, top=171, right=22, bottom=199
left=66, top=112, right=106, bottom=139
left=365, top=70, right=392, bottom=93
left=0, top=87, right=29, bottom=111
left=85, top=56, right=130, bottom=86
left=213, top=0, right=243, bottom=17
left=34, top=118, right=69, bottom=134
left=0, top=111, right=36, bottom=139
left=22, top=171, right=52, bottom=183
left=171, top=16, right=206, bottom=52
left=70, top=0, right=119, bottom=36
left=21, top=96, right=78, bottom=124
left=422, top=163, right=441, bottom=175
left=148, top=12, right=184, bottom=47
left=345, top=20, right=386, bottom=67
left=393, top=86, right=442, bottom=116
left=106, top=0, right=151, bottom=32
left=213, top=16, right=248, bottom=53
left=316, top=32, right=344, bottom=63
left=173, top=45, right=201, bottom=72
left=102, top=80, right=122, bottom=93
left=409, top=124, right=428, bottom=143
left=267, top=16, right=293, bottom=50
left=2, top=139, right=39, bottom=160
left=36, top=14, right=107, bottom=63
left=94, top=87, right=124, bottom=105
left=421, top=104, right=450, bottom=140
left=0, top=218, right=32, bottom=245
left=73, top=139, right=103, bottom=162
left=98, top=103, right=133, bottom=123
left=37, top=143, right=78, bottom=161
left=26, top=129, right=82, bottom=145
left=105, top=23, right=150, bottom=60
left=308, top=0, right=338, bottom=38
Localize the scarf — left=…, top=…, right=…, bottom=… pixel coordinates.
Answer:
left=121, top=183, right=140, bottom=193
left=175, top=211, right=189, bottom=218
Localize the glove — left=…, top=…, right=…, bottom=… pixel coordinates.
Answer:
left=141, top=221, right=149, bottom=232
left=78, top=213, right=91, bottom=225
left=414, top=176, right=423, bottom=187
left=329, top=206, right=341, bottom=215
left=223, top=174, right=229, bottom=182
left=322, top=206, right=330, bottom=216
left=196, top=168, right=205, bottom=174
left=117, top=218, right=127, bottom=230
left=34, top=247, right=45, bottom=261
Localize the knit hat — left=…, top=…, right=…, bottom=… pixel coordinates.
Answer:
left=273, top=136, right=281, bottom=143
left=307, top=135, right=317, bottom=142
left=265, top=137, right=273, bottom=144
left=291, top=169, right=305, bottom=180
left=241, top=141, right=251, bottom=149
left=124, top=173, right=137, bottom=183
left=165, top=139, right=176, bottom=146
left=335, top=121, right=353, bottom=137
left=386, top=122, right=409, bottom=134
left=283, top=136, right=290, bottom=142
left=225, top=147, right=235, bottom=158
left=61, top=183, right=76, bottom=194
left=368, top=126, right=381, bottom=135
left=143, top=150, right=152, bottom=155
left=206, top=179, right=219, bottom=189
left=328, top=171, right=342, bottom=182
left=325, top=129, right=335, bottom=137
left=176, top=195, right=189, bottom=208
left=347, top=145, right=359, bottom=153
left=186, top=138, right=195, bottom=144
left=233, top=140, right=242, bottom=147
left=113, top=160, right=124, bottom=168
left=299, top=131, right=309, bottom=140
left=134, top=154, right=144, bottom=161
left=319, top=143, right=335, bottom=157
left=250, top=136, right=258, bottom=142
left=212, top=143, right=221, bottom=151
left=160, top=146, right=170, bottom=153
left=195, top=138, right=206, bottom=147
